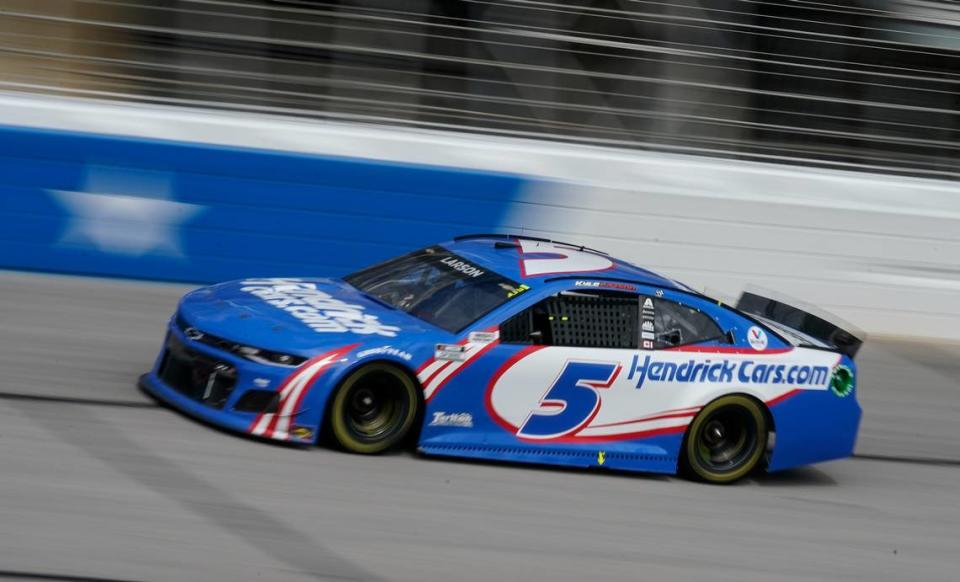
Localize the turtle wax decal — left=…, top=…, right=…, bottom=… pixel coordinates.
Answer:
left=831, top=365, right=855, bottom=397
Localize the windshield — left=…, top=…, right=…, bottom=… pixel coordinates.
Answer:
left=344, top=246, right=527, bottom=333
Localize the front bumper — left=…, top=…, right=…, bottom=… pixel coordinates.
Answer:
left=140, top=321, right=317, bottom=444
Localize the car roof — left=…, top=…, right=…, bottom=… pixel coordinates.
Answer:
left=440, top=234, right=688, bottom=291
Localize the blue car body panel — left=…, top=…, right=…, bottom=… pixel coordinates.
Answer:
left=143, top=235, right=861, bottom=474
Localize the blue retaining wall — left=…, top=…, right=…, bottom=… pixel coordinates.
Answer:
left=0, top=124, right=526, bottom=283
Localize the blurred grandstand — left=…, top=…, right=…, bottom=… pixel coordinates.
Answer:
left=0, top=0, right=956, bottom=178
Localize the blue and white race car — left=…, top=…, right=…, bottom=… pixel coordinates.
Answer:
left=141, top=234, right=863, bottom=483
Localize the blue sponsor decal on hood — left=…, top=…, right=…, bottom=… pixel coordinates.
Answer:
left=239, top=278, right=401, bottom=337
left=176, top=277, right=444, bottom=357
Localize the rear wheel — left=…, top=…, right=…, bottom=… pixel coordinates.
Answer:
left=328, top=363, right=419, bottom=454
left=682, top=395, right=768, bottom=484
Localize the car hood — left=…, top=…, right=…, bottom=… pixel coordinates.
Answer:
left=177, top=277, right=446, bottom=356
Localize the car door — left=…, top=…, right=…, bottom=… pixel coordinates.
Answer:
left=418, top=282, right=735, bottom=453
left=484, top=284, right=737, bottom=444
left=488, top=286, right=643, bottom=442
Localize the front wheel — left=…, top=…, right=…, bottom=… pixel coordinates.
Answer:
left=682, top=395, right=769, bottom=484
left=328, top=363, right=420, bottom=454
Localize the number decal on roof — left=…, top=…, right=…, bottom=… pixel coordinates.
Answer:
left=518, top=240, right=614, bottom=277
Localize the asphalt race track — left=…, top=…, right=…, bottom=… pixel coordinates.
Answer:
left=1, top=271, right=958, bottom=582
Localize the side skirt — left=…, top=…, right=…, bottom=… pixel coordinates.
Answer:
left=418, top=442, right=679, bottom=475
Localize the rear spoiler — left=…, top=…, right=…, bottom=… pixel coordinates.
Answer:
left=736, top=289, right=865, bottom=359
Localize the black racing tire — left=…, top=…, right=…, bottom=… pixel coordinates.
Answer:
left=327, top=363, right=420, bottom=454
left=682, top=394, right=769, bottom=484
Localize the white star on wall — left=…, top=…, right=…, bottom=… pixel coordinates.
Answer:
left=50, top=165, right=204, bottom=257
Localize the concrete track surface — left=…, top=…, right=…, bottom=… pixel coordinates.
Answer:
left=0, top=271, right=958, bottom=582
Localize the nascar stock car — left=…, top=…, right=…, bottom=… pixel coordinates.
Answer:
left=141, top=234, right=863, bottom=483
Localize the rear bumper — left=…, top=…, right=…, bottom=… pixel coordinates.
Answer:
left=767, top=387, right=862, bottom=472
